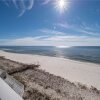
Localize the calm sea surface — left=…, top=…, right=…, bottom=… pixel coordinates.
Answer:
left=0, top=46, right=100, bottom=64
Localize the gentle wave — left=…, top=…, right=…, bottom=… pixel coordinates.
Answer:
left=0, top=46, right=100, bottom=64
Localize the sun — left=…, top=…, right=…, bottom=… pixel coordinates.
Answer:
left=54, top=0, right=70, bottom=13
left=58, top=0, right=66, bottom=9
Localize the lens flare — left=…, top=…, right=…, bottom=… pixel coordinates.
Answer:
left=54, top=0, right=70, bottom=13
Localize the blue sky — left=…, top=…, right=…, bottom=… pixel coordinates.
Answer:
left=0, top=0, right=100, bottom=46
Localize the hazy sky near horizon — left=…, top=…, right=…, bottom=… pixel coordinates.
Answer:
left=0, top=0, right=100, bottom=46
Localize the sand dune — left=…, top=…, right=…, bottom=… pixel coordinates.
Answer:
left=0, top=50, right=100, bottom=90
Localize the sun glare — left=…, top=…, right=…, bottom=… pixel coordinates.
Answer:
left=54, top=0, right=70, bottom=13
left=56, top=46, right=70, bottom=48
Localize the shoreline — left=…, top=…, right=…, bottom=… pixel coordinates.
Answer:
left=0, top=50, right=100, bottom=90
left=2, top=50, right=100, bottom=65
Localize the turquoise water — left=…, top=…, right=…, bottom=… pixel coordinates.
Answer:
left=0, top=46, right=100, bottom=64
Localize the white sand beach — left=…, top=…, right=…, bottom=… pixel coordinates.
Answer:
left=0, top=50, right=100, bottom=90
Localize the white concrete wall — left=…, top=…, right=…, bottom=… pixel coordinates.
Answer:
left=0, top=77, right=23, bottom=100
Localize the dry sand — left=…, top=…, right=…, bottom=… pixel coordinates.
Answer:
left=0, top=50, right=100, bottom=90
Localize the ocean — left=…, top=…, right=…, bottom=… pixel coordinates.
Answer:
left=0, top=46, right=100, bottom=64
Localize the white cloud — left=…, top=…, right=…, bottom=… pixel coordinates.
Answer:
left=26, top=0, right=34, bottom=10
left=0, top=36, right=100, bottom=46
left=44, top=36, right=87, bottom=41
left=1, top=0, right=56, bottom=16
left=39, top=28, right=66, bottom=35
left=12, top=0, right=18, bottom=8
left=1, top=0, right=53, bottom=16
left=2, top=0, right=10, bottom=6
left=18, top=0, right=34, bottom=16
left=56, top=22, right=100, bottom=37
left=41, top=0, right=50, bottom=5
left=56, top=23, right=74, bottom=29
left=80, top=22, right=100, bottom=31
left=2, top=0, right=34, bottom=16
left=78, top=29, right=100, bottom=36
left=18, top=0, right=26, bottom=17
